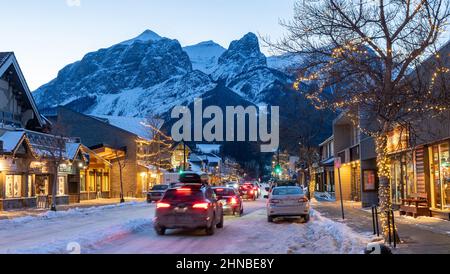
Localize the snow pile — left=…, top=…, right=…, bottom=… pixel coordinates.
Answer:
left=314, top=192, right=336, bottom=202
left=11, top=218, right=151, bottom=254
left=0, top=201, right=144, bottom=229
left=220, top=207, right=372, bottom=254
left=1, top=202, right=150, bottom=254
left=301, top=209, right=372, bottom=254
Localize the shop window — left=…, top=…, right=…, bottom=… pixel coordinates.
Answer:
left=430, top=142, right=450, bottom=210
left=387, top=127, right=409, bottom=153
left=58, top=176, right=66, bottom=196
left=102, top=173, right=110, bottom=192
left=5, top=175, right=22, bottom=198
left=96, top=172, right=102, bottom=192
left=89, top=172, right=95, bottom=192
left=28, top=175, right=34, bottom=197
left=390, top=152, right=416, bottom=205
left=80, top=171, right=86, bottom=192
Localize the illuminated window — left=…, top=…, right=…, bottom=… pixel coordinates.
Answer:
left=387, top=127, right=409, bottom=153
left=5, top=175, right=22, bottom=198
left=58, top=176, right=66, bottom=196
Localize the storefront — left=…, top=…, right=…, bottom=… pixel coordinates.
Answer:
left=428, top=140, right=450, bottom=218
left=79, top=146, right=112, bottom=201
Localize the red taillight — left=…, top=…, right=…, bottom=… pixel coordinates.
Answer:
left=177, top=188, right=191, bottom=192
left=230, top=197, right=238, bottom=205
left=192, top=203, right=209, bottom=210
left=156, top=202, right=170, bottom=209
left=249, top=190, right=254, bottom=194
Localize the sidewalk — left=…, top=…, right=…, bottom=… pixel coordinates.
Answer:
left=312, top=199, right=450, bottom=254
left=0, top=198, right=145, bottom=220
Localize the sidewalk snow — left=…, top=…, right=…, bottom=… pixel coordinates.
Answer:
left=0, top=201, right=145, bottom=228
left=0, top=202, right=152, bottom=254
left=12, top=218, right=151, bottom=254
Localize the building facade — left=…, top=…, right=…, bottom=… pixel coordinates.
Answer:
left=333, top=112, right=379, bottom=207
left=314, top=136, right=335, bottom=193
left=52, top=107, right=164, bottom=198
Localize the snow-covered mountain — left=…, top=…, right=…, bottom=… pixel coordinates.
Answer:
left=33, top=30, right=334, bottom=151
left=211, top=33, right=267, bottom=84
left=183, top=41, right=226, bottom=74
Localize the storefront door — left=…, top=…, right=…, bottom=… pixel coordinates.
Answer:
left=390, top=152, right=416, bottom=205
left=351, top=165, right=361, bottom=201
left=430, top=142, right=450, bottom=210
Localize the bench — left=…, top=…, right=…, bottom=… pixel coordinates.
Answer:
left=400, top=193, right=430, bottom=218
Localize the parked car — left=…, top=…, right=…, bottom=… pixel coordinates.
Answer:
left=147, top=184, right=169, bottom=203
left=265, top=186, right=310, bottom=223
left=154, top=184, right=224, bottom=236
left=212, top=187, right=243, bottom=217
left=239, top=182, right=257, bottom=201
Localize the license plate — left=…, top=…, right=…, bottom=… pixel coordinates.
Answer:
left=174, top=207, right=188, bottom=213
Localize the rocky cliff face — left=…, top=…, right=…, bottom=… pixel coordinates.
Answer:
left=33, top=30, right=334, bottom=152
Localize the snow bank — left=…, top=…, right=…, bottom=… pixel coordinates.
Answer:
left=302, top=209, right=372, bottom=254
left=11, top=218, right=151, bottom=254
left=0, top=202, right=145, bottom=229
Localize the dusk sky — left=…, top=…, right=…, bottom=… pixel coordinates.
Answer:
left=1, top=0, right=297, bottom=90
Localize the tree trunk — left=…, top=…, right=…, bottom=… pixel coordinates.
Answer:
left=51, top=163, right=58, bottom=211
left=375, top=133, right=400, bottom=243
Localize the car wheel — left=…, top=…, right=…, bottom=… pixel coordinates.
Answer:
left=154, top=225, right=166, bottom=236
left=206, top=220, right=216, bottom=236
left=268, top=216, right=274, bottom=223
left=304, top=214, right=310, bottom=223
left=216, top=214, right=224, bottom=228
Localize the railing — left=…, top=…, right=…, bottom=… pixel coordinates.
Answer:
left=371, top=205, right=398, bottom=248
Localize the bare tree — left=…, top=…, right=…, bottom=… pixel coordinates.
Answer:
left=141, top=114, right=173, bottom=171
left=265, top=0, right=450, bottom=241
left=31, top=122, right=68, bottom=211
left=113, top=147, right=127, bottom=203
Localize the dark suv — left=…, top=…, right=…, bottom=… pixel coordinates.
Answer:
left=154, top=184, right=224, bottom=236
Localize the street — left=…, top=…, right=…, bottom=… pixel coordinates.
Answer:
left=0, top=199, right=371, bottom=254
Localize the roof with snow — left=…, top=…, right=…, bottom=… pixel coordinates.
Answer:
left=65, top=142, right=81, bottom=160
left=0, top=130, right=26, bottom=153
left=0, top=52, right=12, bottom=67
left=190, top=153, right=221, bottom=164
left=0, top=52, right=44, bottom=128
left=89, top=115, right=163, bottom=141
left=196, top=144, right=221, bottom=154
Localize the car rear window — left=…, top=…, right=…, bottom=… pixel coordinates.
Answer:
left=152, top=185, right=168, bottom=191
left=213, top=188, right=235, bottom=196
left=163, top=189, right=204, bottom=202
left=272, top=188, right=303, bottom=196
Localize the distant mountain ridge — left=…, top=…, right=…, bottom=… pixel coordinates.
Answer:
left=33, top=30, right=334, bottom=152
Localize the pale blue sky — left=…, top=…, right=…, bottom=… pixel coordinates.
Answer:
left=1, top=0, right=297, bottom=90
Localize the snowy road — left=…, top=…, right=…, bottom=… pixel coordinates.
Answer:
left=0, top=199, right=372, bottom=254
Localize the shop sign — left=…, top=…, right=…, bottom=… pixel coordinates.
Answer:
left=363, top=170, right=377, bottom=191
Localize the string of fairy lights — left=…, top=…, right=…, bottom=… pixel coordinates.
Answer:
left=290, top=18, right=449, bottom=240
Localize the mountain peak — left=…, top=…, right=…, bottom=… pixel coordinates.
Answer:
left=183, top=41, right=226, bottom=74
left=120, top=29, right=162, bottom=46
left=212, top=32, right=267, bottom=82
left=229, top=32, right=259, bottom=50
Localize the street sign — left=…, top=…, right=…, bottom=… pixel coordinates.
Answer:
left=335, top=157, right=342, bottom=169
